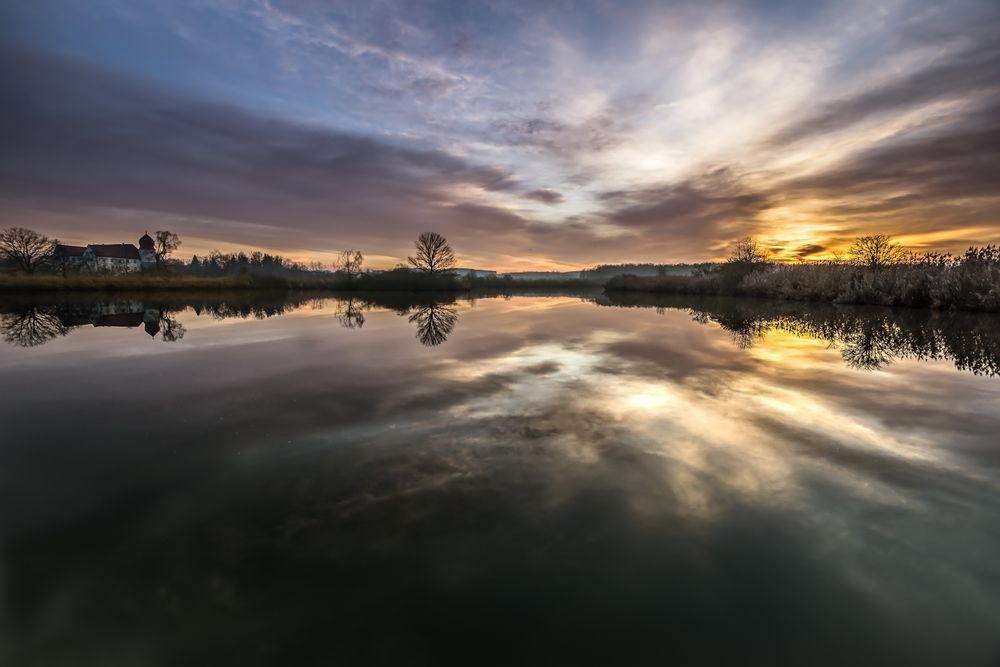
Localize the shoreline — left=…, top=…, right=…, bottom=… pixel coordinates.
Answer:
left=3, top=272, right=999, bottom=313
left=0, top=272, right=603, bottom=293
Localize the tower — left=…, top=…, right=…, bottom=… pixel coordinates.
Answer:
left=138, top=232, right=156, bottom=268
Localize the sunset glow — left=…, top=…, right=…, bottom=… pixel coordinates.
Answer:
left=1, top=1, right=998, bottom=269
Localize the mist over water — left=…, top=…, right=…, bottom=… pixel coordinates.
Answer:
left=2, top=292, right=999, bottom=666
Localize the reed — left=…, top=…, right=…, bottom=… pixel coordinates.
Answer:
left=605, top=246, right=1000, bottom=312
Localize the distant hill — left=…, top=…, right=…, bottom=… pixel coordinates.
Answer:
left=504, top=270, right=583, bottom=280
left=497, top=264, right=708, bottom=281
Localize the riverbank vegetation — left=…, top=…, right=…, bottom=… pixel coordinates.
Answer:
left=5, top=224, right=999, bottom=310
left=606, top=237, right=1000, bottom=312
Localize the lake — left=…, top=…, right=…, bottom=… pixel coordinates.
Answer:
left=2, top=291, right=999, bottom=666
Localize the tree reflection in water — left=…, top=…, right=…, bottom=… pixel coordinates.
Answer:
left=0, top=292, right=464, bottom=349
left=0, top=306, right=70, bottom=347
left=329, top=293, right=460, bottom=346
left=333, top=297, right=366, bottom=329
left=3, top=292, right=998, bottom=373
left=600, top=292, right=1000, bottom=376
left=408, top=303, right=459, bottom=346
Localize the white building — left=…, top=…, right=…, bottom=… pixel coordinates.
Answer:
left=54, top=234, right=158, bottom=273
left=452, top=268, right=498, bottom=278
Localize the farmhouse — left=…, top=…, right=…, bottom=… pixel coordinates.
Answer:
left=54, top=233, right=157, bottom=273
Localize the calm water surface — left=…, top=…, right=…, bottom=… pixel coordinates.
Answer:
left=1, top=291, right=999, bottom=666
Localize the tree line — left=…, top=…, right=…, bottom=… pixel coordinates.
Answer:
left=0, top=226, right=459, bottom=277
left=608, top=234, right=1000, bottom=311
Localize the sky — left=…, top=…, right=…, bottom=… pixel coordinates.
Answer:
left=1, top=0, right=998, bottom=270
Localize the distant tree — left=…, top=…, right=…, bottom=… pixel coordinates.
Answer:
left=0, top=227, right=59, bottom=274
left=154, top=231, right=181, bottom=268
left=190, top=255, right=201, bottom=271
left=408, top=232, right=457, bottom=274
left=337, top=249, right=364, bottom=277
left=849, top=234, right=904, bottom=271
left=726, top=237, right=771, bottom=266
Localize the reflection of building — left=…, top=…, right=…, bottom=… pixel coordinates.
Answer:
left=56, top=301, right=148, bottom=329
left=144, top=309, right=161, bottom=338
left=53, top=234, right=157, bottom=273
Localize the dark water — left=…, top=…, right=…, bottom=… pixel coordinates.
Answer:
left=1, top=291, right=999, bottom=666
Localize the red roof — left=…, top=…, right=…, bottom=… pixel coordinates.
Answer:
left=54, top=244, right=87, bottom=257
left=88, top=244, right=141, bottom=260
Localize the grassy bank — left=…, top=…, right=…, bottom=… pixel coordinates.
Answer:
left=0, top=269, right=470, bottom=292
left=605, top=247, right=1000, bottom=312
left=0, top=268, right=605, bottom=293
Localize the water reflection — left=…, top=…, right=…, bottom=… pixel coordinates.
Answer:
left=5, top=291, right=1000, bottom=376
left=598, top=292, right=1000, bottom=376
left=0, top=305, right=70, bottom=347
left=0, top=292, right=465, bottom=348
left=409, top=303, right=459, bottom=346
left=1, top=292, right=999, bottom=665
left=0, top=299, right=187, bottom=346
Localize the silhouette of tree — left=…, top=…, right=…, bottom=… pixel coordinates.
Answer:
left=154, top=231, right=181, bottom=268
left=0, top=227, right=59, bottom=273
left=849, top=234, right=904, bottom=271
left=726, top=237, right=770, bottom=266
left=408, top=232, right=457, bottom=274
left=336, top=250, right=364, bottom=277
left=1, top=306, right=69, bottom=347
left=408, top=303, right=458, bottom=346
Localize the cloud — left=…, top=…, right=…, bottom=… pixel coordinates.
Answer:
left=0, top=43, right=522, bottom=256
left=790, top=243, right=827, bottom=259
left=764, top=41, right=1000, bottom=148
left=596, top=168, right=774, bottom=253
left=775, top=94, right=1000, bottom=243
left=1, top=0, right=999, bottom=265
left=522, top=189, right=564, bottom=205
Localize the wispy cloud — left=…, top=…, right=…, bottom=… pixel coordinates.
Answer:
left=0, top=0, right=998, bottom=267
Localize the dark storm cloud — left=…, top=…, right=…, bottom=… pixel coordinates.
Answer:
left=522, top=189, right=564, bottom=205
left=0, top=44, right=519, bottom=249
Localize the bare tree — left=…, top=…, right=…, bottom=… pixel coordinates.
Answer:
left=336, top=249, right=364, bottom=277
left=0, top=227, right=59, bottom=273
left=849, top=234, right=904, bottom=271
left=726, top=237, right=770, bottom=266
left=154, top=231, right=182, bottom=267
left=407, top=232, right=457, bottom=274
